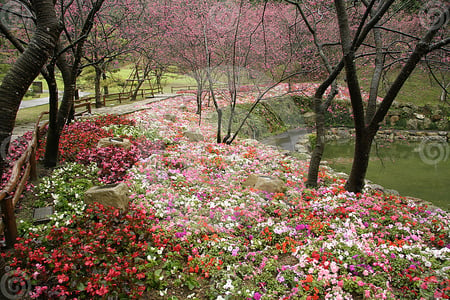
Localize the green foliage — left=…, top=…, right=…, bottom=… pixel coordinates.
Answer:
left=23, top=163, right=100, bottom=235
left=216, top=96, right=306, bottom=140
left=103, top=124, right=163, bottom=141
left=308, top=133, right=317, bottom=150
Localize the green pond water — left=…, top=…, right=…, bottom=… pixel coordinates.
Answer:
left=322, top=140, right=450, bottom=211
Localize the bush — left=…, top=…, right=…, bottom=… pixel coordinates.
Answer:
left=4, top=204, right=158, bottom=299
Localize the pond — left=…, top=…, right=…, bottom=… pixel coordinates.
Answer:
left=322, top=140, right=450, bottom=211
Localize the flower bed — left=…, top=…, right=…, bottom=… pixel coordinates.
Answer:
left=2, top=90, right=449, bottom=299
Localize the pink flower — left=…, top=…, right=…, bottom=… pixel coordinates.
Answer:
left=330, top=261, right=339, bottom=273
left=57, top=274, right=69, bottom=284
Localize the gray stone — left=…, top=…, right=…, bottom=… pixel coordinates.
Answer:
left=366, top=183, right=385, bottom=192
left=385, top=189, right=400, bottom=196
left=414, top=113, right=425, bottom=120
left=84, top=182, right=129, bottom=211
left=164, top=114, right=177, bottom=122
left=243, top=174, right=286, bottom=194
left=295, top=144, right=309, bottom=154
left=33, top=207, right=53, bottom=224
left=97, top=137, right=132, bottom=150
left=423, top=117, right=432, bottom=129
left=401, top=106, right=414, bottom=117
left=436, top=119, right=449, bottom=131
left=390, top=115, right=400, bottom=126
left=303, top=112, right=316, bottom=124
left=184, top=131, right=205, bottom=142
left=406, top=119, right=418, bottom=130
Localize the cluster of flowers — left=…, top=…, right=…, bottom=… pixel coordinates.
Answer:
left=2, top=88, right=449, bottom=299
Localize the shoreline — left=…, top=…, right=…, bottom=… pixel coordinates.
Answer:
left=261, top=127, right=449, bottom=212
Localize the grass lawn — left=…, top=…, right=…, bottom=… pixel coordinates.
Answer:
left=357, top=67, right=448, bottom=106
left=14, top=64, right=448, bottom=126
left=15, top=105, right=50, bottom=125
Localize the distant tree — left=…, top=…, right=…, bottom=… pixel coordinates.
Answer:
left=285, top=0, right=341, bottom=188
left=82, top=0, right=144, bottom=107
left=44, top=0, right=106, bottom=167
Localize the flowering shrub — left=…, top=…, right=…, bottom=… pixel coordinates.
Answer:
left=75, top=139, right=165, bottom=183
left=3, top=204, right=155, bottom=299
left=58, top=121, right=110, bottom=162
left=18, top=163, right=101, bottom=235
left=92, top=114, right=136, bottom=127
left=102, top=124, right=162, bottom=141
left=4, top=88, right=450, bottom=300
left=54, top=114, right=135, bottom=162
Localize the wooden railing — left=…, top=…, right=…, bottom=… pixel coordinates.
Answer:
left=73, top=87, right=162, bottom=116
left=0, top=112, right=48, bottom=248
left=171, top=84, right=229, bottom=93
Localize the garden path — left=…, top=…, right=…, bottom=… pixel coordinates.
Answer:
left=12, top=93, right=178, bottom=139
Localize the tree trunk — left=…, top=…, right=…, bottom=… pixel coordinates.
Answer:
left=132, top=65, right=151, bottom=100
left=344, top=128, right=375, bottom=192
left=365, top=20, right=384, bottom=124
left=0, top=0, right=60, bottom=178
left=95, top=66, right=102, bottom=108
left=306, top=98, right=326, bottom=187
left=102, top=65, right=109, bottom=95
left=43, top=63, right=59, bottom=167
left=195, top=82, right=203, bottom=115
left=44, top=0, right=106, bottom=167
left=44, top=52, right=73, bottom=167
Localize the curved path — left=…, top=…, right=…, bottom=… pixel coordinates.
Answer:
left=19, top=91, right=91, bottom=109
left=12, top=93, right=177, bottom=139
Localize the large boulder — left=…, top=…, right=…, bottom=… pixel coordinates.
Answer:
left=84, top=182, right=129, bottom=211
left=184, top=131, right=205, bottom=142
left=406, top=119, right=418, bottom=130
left=97, top=137, right=132, bottom=150
left=243, top=174, right=286, bottom=194
left=303, top=112, right=316, bottom=125
left=164, top=114, right=177, bottom=122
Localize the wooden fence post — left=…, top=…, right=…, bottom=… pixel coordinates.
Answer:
left=1, top=195, right=18, bottom=249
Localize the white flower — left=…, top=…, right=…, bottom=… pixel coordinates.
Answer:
left=223, top=279, right=234, bottom=290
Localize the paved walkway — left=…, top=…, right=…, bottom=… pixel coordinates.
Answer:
left=19, top=91, right=91, bottom=109
left=12, top=93, right=178, bottom=138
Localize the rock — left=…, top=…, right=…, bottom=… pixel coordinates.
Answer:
left=431, top=114, right=442, bottom=121
left=423, top=117, right=432, bottom=129
left=179, top=104, right=188, bottom=111
left=84, top=182, right=129, bottom=211
left=414, top=113, right=425, bottom=120
left=164, top=114, right=177, bottom=122
left=385, top=189, right=400, bottom=196
left=295, top=144, right=309, bottom=154
left=401, top=106, right=414, bottom=117
left=406, top=119, right=418, bottom=130
left=366, top=183, right=385, bottom=193
left=97, top=137, right=132, bottom=150
left=436, top=119, right=449, bottom=131
left=303, top=112, right=316, bottom=124
left=243, top=174, right=285, bottom=194
left=390, top=115, right=400, bottom=126
left=184, top=131, right=205, bottom=142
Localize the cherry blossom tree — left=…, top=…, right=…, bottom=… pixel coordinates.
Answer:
left=0, top=0, right=61, bottom=178
left=333, top=0, right=449, bottom=192
left=82, top=0, right=146, bottom=107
